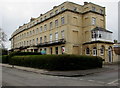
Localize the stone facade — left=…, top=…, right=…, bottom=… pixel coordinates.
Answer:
left=10, top=1, right=118, bottom=62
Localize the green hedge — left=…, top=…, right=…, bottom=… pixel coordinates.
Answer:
left=9, top=55, right=103, bottom=71
left=9, top=52, right=41, bottom=57
left=0, top=55, right=9, bottom=63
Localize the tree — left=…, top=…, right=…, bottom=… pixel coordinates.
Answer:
left=0, top=28, right=7, bottom=49
left=114, top=39, right=118, bottom=44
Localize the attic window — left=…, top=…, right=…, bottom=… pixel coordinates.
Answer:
left=50, top=12, right=53, bottom=17
left=44, top=16, right=46, bottom=20
left=100, top=9, right=103, bottom=14
left=40, top=18, right=42, bottom=21
left=61, top=6, right=65, bottom=11
left=73, top=7, right=77, bottom=11
left=55, top=10, right=58, bottom=14
left=92, top=6, right=96, bottom=11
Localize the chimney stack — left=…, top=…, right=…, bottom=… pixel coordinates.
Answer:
left=84, top=2, right=88, bottom=5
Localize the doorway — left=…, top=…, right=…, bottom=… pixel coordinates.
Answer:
left=108, top=47, right=112, bottom=62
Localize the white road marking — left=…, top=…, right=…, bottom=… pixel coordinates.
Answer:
left=88, top=80, right=94, bottom=82
left=107, top=79, right=118, bottom=84
left=79, top=79, right=83, bottom=80
left=96, top=81, right=105, bottom=84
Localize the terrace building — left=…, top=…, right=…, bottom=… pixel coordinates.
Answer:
left=10, top=1, right=118, bottom=62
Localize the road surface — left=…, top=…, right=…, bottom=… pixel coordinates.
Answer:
left=2, top=66, right=119, bottom=86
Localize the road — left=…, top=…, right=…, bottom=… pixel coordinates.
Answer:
left=2, top=66, right=119, bottom=86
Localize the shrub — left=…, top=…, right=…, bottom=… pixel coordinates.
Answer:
left=0, top=55, right=9, bottom=63
left=2, top=49, right=8, bottom=55
left=9, top=55, right=103, bottom=71
left=9, top=51, right=41, bottom=57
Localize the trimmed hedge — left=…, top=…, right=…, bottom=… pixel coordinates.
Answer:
left=9, top=55, right=103, bottom=71
left=0, top=55, right=9, bottom=63
left=9, top=52, right=41, bottom=57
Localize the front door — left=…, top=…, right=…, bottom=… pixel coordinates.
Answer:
left=108, top=47, right=112, bottom=62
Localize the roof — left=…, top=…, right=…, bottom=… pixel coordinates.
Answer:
left=83, top=40, right=114, bottom=45
left=91, top=27, right=113, bottom=33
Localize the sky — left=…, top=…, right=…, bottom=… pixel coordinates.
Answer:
left=0, top=0, right=119, bottom=49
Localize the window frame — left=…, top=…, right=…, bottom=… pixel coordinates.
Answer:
left=55, top=32, right=58, bottom=42
left=93, top=47, right=97, bottom=56
left=61, top=30, right=64, bottom=39
left=50, top=22, right=53, bottom=29
left=55, top=19, right=58, bottom=27
left=44, top=24, right=47, bottom=31
left=86, top=47, right=90, bottom=55
left=92, top=17, right=96, bottom=25
left=100, top=46, right=104, bottom=55
left=92, top=6, right=96, bottom=11
left=61, top=17, right=65, bottom=25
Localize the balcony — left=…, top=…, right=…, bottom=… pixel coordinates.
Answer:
left=91, top=27, right=113, bottom=42
left=37, top=38, right=66, bottom=47
left=12, top=39, right=66, bottom=51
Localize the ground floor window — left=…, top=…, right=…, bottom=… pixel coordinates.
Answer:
left=34, top=49, right=38, bottom=52
left=86, top=47, right=90, bottom=55
left=61, top=46, right=65, bottom=54
left=108, top=47, right=112, bottom=62
left=93, top=47, right=97, bottom=56
left=44, top=48, right=47, bottom=54
left=55, top=47, right=58, bottom=54
left=50, top=47, right=52, bottom=54
left=100, top=46, right=104, bottom=55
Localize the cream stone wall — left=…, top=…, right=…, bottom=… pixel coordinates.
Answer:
left=10, top=1, right=117, bottom=62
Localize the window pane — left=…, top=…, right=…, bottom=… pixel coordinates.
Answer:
left=55, top=10, right=58, bottom=14
left=44, top=24, right=47, bottom=31
left=61, top=17, right=65, bottom=25
left=61, top=6, right=65, bottom=11
left=40, top=26, right=42, bottom=32
left=55, top=19, right=58, bottom=27
left=92, top=7, right=96, bottom=11
left=61, top=30, right=64, bottom=39
left=92, top=17, right=96, bottom=25
left=50, top=34, right=52, bottom=43
left=50, top=22, right=52, bottom=29
left=86, top=48, right=90, bottom=54
left=55, top=32, right=58, bottom=42
left=55, top=47, right=58, bottom=54
left=40, top=37, right=42, bottom=43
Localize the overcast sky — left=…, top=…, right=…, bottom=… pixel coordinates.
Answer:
left=0, top=0, right=119, bottom=49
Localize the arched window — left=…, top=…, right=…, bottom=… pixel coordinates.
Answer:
left=100, top=46, right=104, bottom=55
left=93, top=47, right=97, bottom=56
left=86, top=47, right=90, bottom=55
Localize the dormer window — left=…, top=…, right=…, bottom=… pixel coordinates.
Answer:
left=73, top=7, right=77, bottom=11
left=44, top=16, right=46, bottom=20
left=61, top=6, right=65, bottom=11
left=40, top=18, right=42, bottom=21
left=55, top=10, right=58, bottom=14
left=50, top=12, right=53, bottom=17
left=100, top=9, right=103, bottom=14
left=92, top=6, right=96, bottom=11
